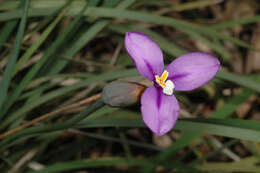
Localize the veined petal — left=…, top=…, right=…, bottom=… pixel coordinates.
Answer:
left=125, top=32, right=164, bottom=81
left=166, top=52, right=220, bottom=91
left=141, top=86, right=180, bottom=136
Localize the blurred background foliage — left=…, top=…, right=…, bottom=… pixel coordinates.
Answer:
left=0, top=0, right=260, bottom=172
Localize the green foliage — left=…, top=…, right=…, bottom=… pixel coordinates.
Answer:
left=0, top=0, right=260, bottom=172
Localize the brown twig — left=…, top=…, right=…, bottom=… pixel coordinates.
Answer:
left=0, top=93, right=101, bottom=139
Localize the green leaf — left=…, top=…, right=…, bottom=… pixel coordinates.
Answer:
left=0, top=3, right=88, bottom=119
left=27, top=157, right=151, bottom=173
left=198, top=156, right=260, bottom=173
left=217, top=71, right=260, bottom=93
left=0, top=6, right=255, bottom=50
left=0, top=20, right=18, bottom=51
left=0, top=0, right=29, bottom=120
left=0, top=99, right=104, bottom=151
left=211, top=15, right=260, bottom=30
left=0, top=69, right=138, bottom=129
left=13, top=9, right=64, bottom=76
left=47, top=0, right=136, bottom=75
left=78, top=117, right=260, bottom=142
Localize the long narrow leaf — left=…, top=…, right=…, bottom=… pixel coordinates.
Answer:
left=13, top=9, right=64, bottom=76
left=0, top=0, right=29, bottom=120
left=217, top=71, right=260, bottom=93
left=78, top=117, right=260, bottom=142
left=0, top=7, right=256, bottom=50
left=0, top=69, right=138, bottom=129
left=0, top=3, right=89, bottom=118
left=0, top=20, right=18, bottom=51
left=47, top=0, right=136, bottom=75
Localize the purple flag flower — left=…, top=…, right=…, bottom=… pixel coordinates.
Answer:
left=124, top=31, right=220, bottom=136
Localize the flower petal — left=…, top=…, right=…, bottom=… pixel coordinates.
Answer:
left=125, top=32, right=164, bottom=81
left=141, top=86, right=180, bottom=136
left=166, top=52, right=220, bottom=91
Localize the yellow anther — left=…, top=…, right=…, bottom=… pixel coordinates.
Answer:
left=155, top=70, right=169, bottom=88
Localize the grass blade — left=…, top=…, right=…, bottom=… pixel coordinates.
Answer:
left=0, top=0, right=29, bottom=120
left=0, top=6, right=256, bottom=50
left=0, top=69, right=138, bottom=129
left=27, top=157, right=152, bottom=173
left=47, top=0, right=136, bottom=75
left=211, top=15, right=260, bottom=30
left=217, top=71, right=260, bottom=93
left=13, top=9, right=65, bottom=76
left=77, top=117, right=260, bottom=142
left=0, top=20, right=18, bottom=51
left=0, top=3, right=89, bottom=119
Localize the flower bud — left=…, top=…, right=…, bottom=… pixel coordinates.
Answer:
left=102, top=76, right=151, bottom=107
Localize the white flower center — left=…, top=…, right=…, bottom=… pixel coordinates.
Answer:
left=155, top=70, right=175, bottom=96
left=163, top=80, right=175, bottom=95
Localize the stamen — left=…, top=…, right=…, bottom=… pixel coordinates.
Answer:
left=155, top=70, right=175, bottom=95
left=155, top=70, right=168, bottom=88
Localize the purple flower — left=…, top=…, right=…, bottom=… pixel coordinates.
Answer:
left=124, top=31, right=220, bottom=136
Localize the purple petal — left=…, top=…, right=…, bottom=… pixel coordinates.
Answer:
left=166, top=52, right=220, bottom=91
left=141, top=86, right=180, bottom=136
left=125, top=32, right=164, bottom=81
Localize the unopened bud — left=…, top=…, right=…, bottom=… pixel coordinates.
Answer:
left=102, top=76, right=151, bottom=107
